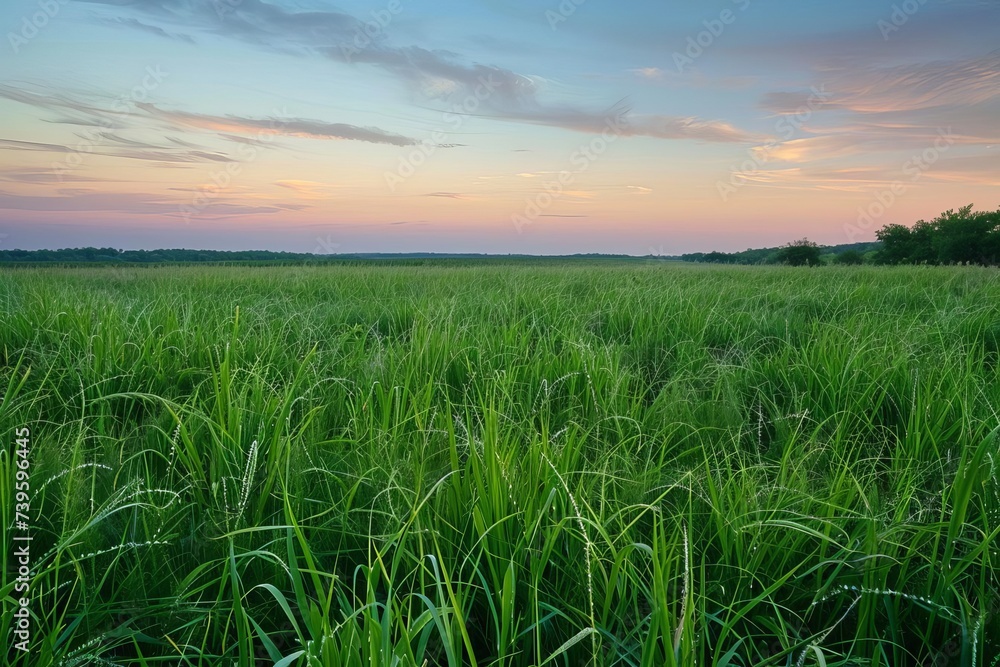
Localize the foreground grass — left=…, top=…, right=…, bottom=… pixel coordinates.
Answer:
left=1, top=262, right=999, bottom=666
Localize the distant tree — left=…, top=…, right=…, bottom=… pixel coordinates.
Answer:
left=983, top=209, right=1000, bottom=264
left=875, top=224, right=913, bottom=264
left=701, top=251, right=733, bottom=263
left=775, top=238, right=821, bottom=266
left=909, top=220, right=938, bottom=264
left=834, top=249, right=864, bottom=265
left=932, top=205, right=1000, bottom=265
left=876, top=205, right=1000, bottom=266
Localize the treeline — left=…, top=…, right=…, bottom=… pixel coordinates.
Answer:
left=0, top=248, right=331, bottom=264
left=680, top=242, right=878, bottom=266
left=0, top=248, right=649, bottom=265
left=4, top=205, right=996, bottom=266
left=682, top=205, right=1000, bottom=267
left=875, top=205, right=1000, bottom=265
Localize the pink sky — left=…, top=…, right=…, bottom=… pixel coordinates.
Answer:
left=1, top=0, right=997, bottom=254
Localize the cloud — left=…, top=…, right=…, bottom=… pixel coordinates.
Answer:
left=751, top=124, right=992, bottom=164
left=757, top=90, right=844, bottom=116
left=0, top=83, right=116, bottom=121
left=736, top=153, right=1000, bottom=191
left=626, top=114, right=760, bottom=143
left=0, top=138, right=75, bottom=153
left=489, top=102, right=760, bottom=143
left=99, top=17, right=195, bottom=43
left=0, top=190, right=305, bottom=216
left=0, top=168, right=114, bottom=184
left=0, top=135, right=238, bottom=166
left=825, top=51, right=1000, bottom=114
left=275, top=180, right=324, bottom=192
left=721, top=2, right=1000, bottom=68
left=0, top=84, right=238, bottom=163
left=325, top=43, right=541, bottom=114
left=136, top=103, right=421, bottom=146
left=630, top=67, right=665, bottom=80
left=0, top=81, right=421, bottom=165
left=750, top=51, right=1000, bottom=175
left=758, top=52, right=1000, bottom=120
left=75, top=0, right=360, bottom=49
left=423, top=192, right=469, bottom=199
left=275, top=180, right=342, bottom=198
left=77, top=0, right=759, bottom=144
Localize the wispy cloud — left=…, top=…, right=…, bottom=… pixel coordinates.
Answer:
left=0, top=189, right=308, bottom=216
left=76, top=0, right=759, bottom=144
left=423, top=191, right=470, bottom=200
left=751, top=51, right=1000, bottom=177
left=0, top=168, right=112, bottom=184
left=630, top=67, right=665, bottom=80
left=0, top=136, right=234, bottom=164
left=758, top=52, right=1000, bottom=121
left=137, top=103, right=421, bottom=146
left=0, top=138, right=76, bottom=153
left=275, top=180, right=342, bottom=198
left=734, top=153, right=1000, bottom=191
left=99, top=17, right=196, bottom=43
left=0, top=79, right=422, bottom=175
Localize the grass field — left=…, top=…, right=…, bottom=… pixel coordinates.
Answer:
left=2, top=262, right=999, bottom=666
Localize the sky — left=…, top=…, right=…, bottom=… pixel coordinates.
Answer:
left=0, top=0, right=997, bottom=255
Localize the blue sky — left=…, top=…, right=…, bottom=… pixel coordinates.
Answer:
left=0, top=0, right=997, bottom=254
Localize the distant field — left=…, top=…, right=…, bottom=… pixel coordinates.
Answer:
left=2, top=263, right=999, bottom=666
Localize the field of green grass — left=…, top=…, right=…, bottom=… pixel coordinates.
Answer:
left=2, top=262, right=999, bottom=666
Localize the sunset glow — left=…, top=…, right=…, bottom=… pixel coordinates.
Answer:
left=1, top=0, right=997, bottom=254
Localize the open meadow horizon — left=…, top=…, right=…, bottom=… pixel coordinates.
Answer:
left=3, top=0, right=1000, bottom=664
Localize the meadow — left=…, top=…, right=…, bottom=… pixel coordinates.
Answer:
left=1, top=261, right=999, bottom=666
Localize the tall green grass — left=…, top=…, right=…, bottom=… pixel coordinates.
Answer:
left=1, top=262, right=998, bottom=666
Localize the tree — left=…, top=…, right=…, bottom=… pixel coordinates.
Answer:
left=775, top=238, right=821, bottom=266
left=875, top=224, right=913, bottom=264
left=932, top=205, right=998, bottom=265
left=875, top=205, right=1000, bottom=265
left=909, top=220, right=938, bottom=264
left=834, top=249, right=864, bottom=265
left=701, top=251, right=733, bottom=263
